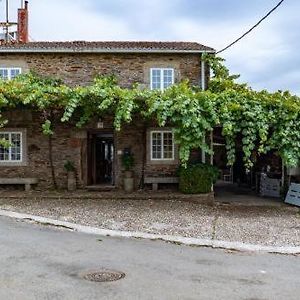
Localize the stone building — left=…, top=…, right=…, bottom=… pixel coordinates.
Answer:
left=0, top=41, right=215, bottom=190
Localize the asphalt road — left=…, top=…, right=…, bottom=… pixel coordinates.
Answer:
left=0, top=216, right=299, bottom=300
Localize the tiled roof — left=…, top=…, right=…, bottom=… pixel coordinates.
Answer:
left=0, top=41, right=215, bottom=53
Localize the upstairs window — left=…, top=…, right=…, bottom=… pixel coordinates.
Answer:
left=0, top=132, right=22, bottom=162
left=0, top=68, right=22, bottom=80
left=150, top=68, right=174, bottom=91
left=151, top=131, right=174, bottom=160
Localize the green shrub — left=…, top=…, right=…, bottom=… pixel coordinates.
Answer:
left=121, top=153, right=134, bottom=171
left=178, top=163, right=219, bottom=194
left=64, top=160, right=75, bottom=172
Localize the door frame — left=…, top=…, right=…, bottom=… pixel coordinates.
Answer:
left=87, top=130, right=115, bottom=186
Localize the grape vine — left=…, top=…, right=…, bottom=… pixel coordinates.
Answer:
left=0, top=56, right=299, bottom=168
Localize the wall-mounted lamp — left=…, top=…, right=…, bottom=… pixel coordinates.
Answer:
left=97, top=118, right=104, bottom=129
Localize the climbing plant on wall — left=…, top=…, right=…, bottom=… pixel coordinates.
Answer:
left=0, top=56, right=300, bottom=170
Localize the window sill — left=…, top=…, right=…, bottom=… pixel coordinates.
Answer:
left=0, top=161, right=28, bottom=167
left=148, top=159, right=178, bottom=165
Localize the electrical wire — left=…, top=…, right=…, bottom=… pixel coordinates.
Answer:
left=217, top=0, right=285, bottom=54
left=29, top=35, right=36, bottom=42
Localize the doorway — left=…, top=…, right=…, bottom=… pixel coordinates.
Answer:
left=87, top=132, right=114, bottom=186
left=212, top=127, right=283, bottom=202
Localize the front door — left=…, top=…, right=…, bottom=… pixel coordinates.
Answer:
left=87, top=132, right=114, bottom=186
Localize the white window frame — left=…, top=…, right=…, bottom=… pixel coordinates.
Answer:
left=0, top=131, right=23, bottom=162
left=0, top=67, right=22, bottom=80
left=150, top=130, right=175, bottom=161
left=150, top=68, right=174, bottom=91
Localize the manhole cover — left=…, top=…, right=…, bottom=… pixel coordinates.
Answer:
left=80, top=270, right=125, bottom=282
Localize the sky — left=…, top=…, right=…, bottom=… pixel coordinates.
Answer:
left=1, top=0, right=299, bottom=94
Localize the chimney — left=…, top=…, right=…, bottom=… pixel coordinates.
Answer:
left=17, top=1, right=29, bottom=43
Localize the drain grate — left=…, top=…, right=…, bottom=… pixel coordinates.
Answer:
left=81, top=270, right=125, bottom=282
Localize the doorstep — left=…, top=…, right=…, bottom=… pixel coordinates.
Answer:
left=85, top=185, right=116, bottom=192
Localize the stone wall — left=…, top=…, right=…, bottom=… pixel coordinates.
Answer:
left=0, top=110, right=81, bottom=189
left=0, top=52, right=206, bottom=190
left=0, top=52, right=204, bottom=87
left=0, top=110, right=181, bottom=190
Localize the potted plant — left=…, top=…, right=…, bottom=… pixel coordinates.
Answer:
left=64, top=160, right=76, bottom=191
left=122, top=152, right=134, bottom=192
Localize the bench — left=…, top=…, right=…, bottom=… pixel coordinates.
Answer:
left=144, top=177, right=179, bottom=191
left=0, top=178, right=39, bottom=191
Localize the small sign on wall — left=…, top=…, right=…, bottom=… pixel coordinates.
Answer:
left=97, top=122, right=104, bottom=129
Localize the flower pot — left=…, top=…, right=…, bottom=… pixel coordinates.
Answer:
left=67, top=171, right=76, bottom=191
left=124, top=170, right=133, bottom=178
left=123, top=177, right=134, bottom=193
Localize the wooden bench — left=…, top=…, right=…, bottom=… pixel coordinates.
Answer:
left=144, top=177, right=179, bottom=191
left=0, top=178, right=39, bottom=191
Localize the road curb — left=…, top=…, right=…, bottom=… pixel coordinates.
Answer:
left=1, top=209, right=299, bottom=255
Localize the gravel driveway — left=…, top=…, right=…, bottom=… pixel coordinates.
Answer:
left=0, top=194, right=299, bottom=247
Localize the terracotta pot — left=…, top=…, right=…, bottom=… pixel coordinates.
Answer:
left=67, top=171, right=76, bottom=191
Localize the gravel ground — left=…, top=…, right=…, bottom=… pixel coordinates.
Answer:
left=0, top=195, right=299, bottom=247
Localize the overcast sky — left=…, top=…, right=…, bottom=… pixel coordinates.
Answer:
left=1, top=0, right=299, bottom=94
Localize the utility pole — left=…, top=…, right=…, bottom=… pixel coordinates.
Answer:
left=5, top=0, right=9, bottom=41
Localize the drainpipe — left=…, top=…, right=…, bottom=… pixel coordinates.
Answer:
left=201, top=57, right=206, bottom=91
left=202, top=56, right=213, bottom=193
left=201, top=54, right=206, bottom=163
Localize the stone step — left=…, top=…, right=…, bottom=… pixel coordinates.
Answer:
left=85, top=185, right=116, bottom=192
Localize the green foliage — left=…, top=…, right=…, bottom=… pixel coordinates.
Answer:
left=42, top=120, right=54, bottom=136
left=204, top=54, right=300, bottom=168
left=144, top=81, right=218, bottom=165
left=64, top=160, right=75, bottom=172
left=178, top=163, right=219, bottom=194
left=0, top=57, right=300, bottom=169
left=121, top=152, right=134, bottom=171
left=0, top=137, right=11, bottom=148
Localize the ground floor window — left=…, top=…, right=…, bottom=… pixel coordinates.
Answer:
left=0, top=132, right=23, bottom=162
left=150, top=131, right=174, bottom=160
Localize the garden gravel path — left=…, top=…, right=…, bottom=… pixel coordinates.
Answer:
left=0, top=194, right=299, bottom=247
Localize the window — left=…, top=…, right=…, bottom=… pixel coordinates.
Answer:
left=0, top=68, right=22, bottom=80
left=0, top=132, right=22, bottom=162
left=150, top=68, right=174, bottom=91
left=151, top=131, right=174, bottom=160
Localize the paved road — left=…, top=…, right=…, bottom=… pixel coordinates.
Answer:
left=0, top=216, right=299, bottom=300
